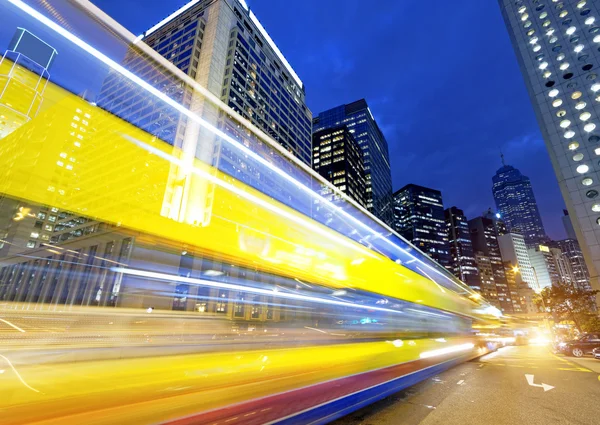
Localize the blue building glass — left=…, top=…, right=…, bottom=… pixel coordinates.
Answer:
left=492, top=162, right=547, bottom=248
left=393, top=184, right=451, bottom=269
left=313, top=99, right=393, bottom=225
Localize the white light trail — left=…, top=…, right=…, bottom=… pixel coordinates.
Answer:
left=0, top=318, right=25, bottom=333
left=111, top=267, right=406, bottom=315
left=419, top=343, right=475, bottom=359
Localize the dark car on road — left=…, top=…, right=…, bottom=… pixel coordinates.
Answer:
left=557, top=333, right=600, bottom=357
left=593, top=347, right=600, bottom=360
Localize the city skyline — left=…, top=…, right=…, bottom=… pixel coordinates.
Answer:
left=87, top=0, right=567, bottom=239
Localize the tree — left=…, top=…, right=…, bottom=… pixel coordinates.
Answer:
left=534, top=283, right=599, bottom=333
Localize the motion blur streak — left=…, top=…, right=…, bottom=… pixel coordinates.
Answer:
left=0, top=1, right=504, bottom=424
left=418, top=343, right=476, bottom=359
left=10, top=0, right=474, bottom=296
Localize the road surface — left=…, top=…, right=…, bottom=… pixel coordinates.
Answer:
left=333, top=344, right=600, bottom=425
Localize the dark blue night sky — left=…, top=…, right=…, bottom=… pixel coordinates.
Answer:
left=90, top=0, right=566, bottom=239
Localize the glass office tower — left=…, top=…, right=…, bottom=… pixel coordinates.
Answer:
left=313, top=99, right=393, bottom=225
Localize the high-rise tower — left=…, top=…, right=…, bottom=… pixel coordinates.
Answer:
left=492, top=161, right=547, bottom=247
left=499, top=0, right=600, bottom=292
left=313, top=99, right=393, bottom=224
left=445, top=206, right=480, bottom=288
left=393, top=184, right=451, bottom=268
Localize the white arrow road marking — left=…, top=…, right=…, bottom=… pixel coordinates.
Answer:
left=525, top=374, right=554, bottom=392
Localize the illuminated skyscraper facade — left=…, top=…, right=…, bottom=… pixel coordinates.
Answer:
left=492, top=163, right=547, bottom=247
left=313, top=99, right=393, bottom=224
left=312, top=125, right=366, bottom=207
left=393, top=184, right=451, bottom=268
left=499, top=0, right=600, bottom=292
left=468, top=213, right=514, bottom=313
left=445, top=206, right=479, bottom=288
left=99, top=0, right=312, bottom=164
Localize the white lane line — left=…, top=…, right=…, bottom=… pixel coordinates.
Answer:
left=457, top=380, right=465, bottom=385
left=0, top=318, right=25, bottom=333
left=0, top=354, right=40, bottom=393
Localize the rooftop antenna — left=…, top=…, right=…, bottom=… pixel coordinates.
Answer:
left=500, top=148, right=506, bottom=166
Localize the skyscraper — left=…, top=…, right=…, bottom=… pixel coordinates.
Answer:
left=492, top=161, right=547, bottom=247
left=313, top=99, right=393, bottom=224
left=528, top=244, right=559, bottom=290
left=554, top=238, right=591, bottom=290
left=499, top=0, right=600, bottom=292
left=468, top=213, right=514, bottom=313
left=99, top=0, right=312, bottom=164
left=393, top=184, right=451, bottom=268
left=312, top=125, right=366, bottom=207
left=445, top=206, right=479, bottom=288
left=498, top=232, right=537, bottom=289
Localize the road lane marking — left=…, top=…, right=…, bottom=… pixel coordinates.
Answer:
left=0, top=318, right=25, bottom=333
left=0, top=354, right=40, bottom=393
left=457, top=380, right=465, bottom=385
left=525, top=374, right=554, bottom=392
left=550, top=352, right=593, bottom=372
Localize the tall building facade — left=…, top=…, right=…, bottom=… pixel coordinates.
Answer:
left=554, top=238, right=591, bottom=290
left=527, top=245, right=556, bottom=289
left=99, top=0, right=312, bottom=164
left=313, top=99, right=393, bottom=224
left=492, top=162, right=547, bottom=247
left=498, top=232, right=537, bottom=289
left=445, top=206, right=479, bottom=288
left=312, top=125, right=366, bottom=207
left=499, top=0, right=600, bottom=293
left=468, top=214, right=513, bottom=313
left=393, top=184, right=451, bottom=268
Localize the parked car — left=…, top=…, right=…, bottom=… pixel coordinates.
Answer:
left=557, top=333, right=600, bottom=357
left=593, top=347, right=600, bottom=360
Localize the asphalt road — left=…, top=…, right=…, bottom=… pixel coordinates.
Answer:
left=333, top=344, right=600, bottom=425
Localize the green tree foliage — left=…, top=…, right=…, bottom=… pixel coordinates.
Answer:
left=534, top=283, right=599, bottom=333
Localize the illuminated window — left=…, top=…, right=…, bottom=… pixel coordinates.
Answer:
left=569, top=142, right=580, bottom=150
left=586, top=17, right=595, bottom=25
left=533, top=44, right=541, bottom=52
left=583, top=177, right=593, bottom=186
left=592, top=83, right=600, bottom=92
left=584, top=123, right=596, bottom=132
left=560, top=119, right=571, bottom=128
left=593, top=204, right=600, bottom=212
left=559, top=10, right=568, bottom=18
left=539, top=62, right=549, bottom=70
left=577, top=164, right=590, bottom=173
left=521, top=13, right=529, bottom=21
left=552, top=99, right=563, bottom=107
left=530, top=37, right=539, bottom=44
left=572, top=91, right=583, bottom=99
left=557, top=110, right=567, bottom=117
left=575, top=101, right=587, bottom=110
left=549, top=36, right=558, bottom=43
left=560, top=62, right=570, bottom=70
left=573, top=153, right=584, bottom=161
left=574, top=44, right=584, bottom=53
left=30, top=232, right=39, bottom=239
left=557, top=53, right=566, bottom=60
left=564, top=130, right=576, bottom=138
left=577, top=1, right=587, bottom=9
left=567, top=26, right=577, bottom=35
left=594, top=35, right=600, bottom=43
left=580, top=112, right=592, bottom=121
left=549, top=89, right=559, bottom=97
